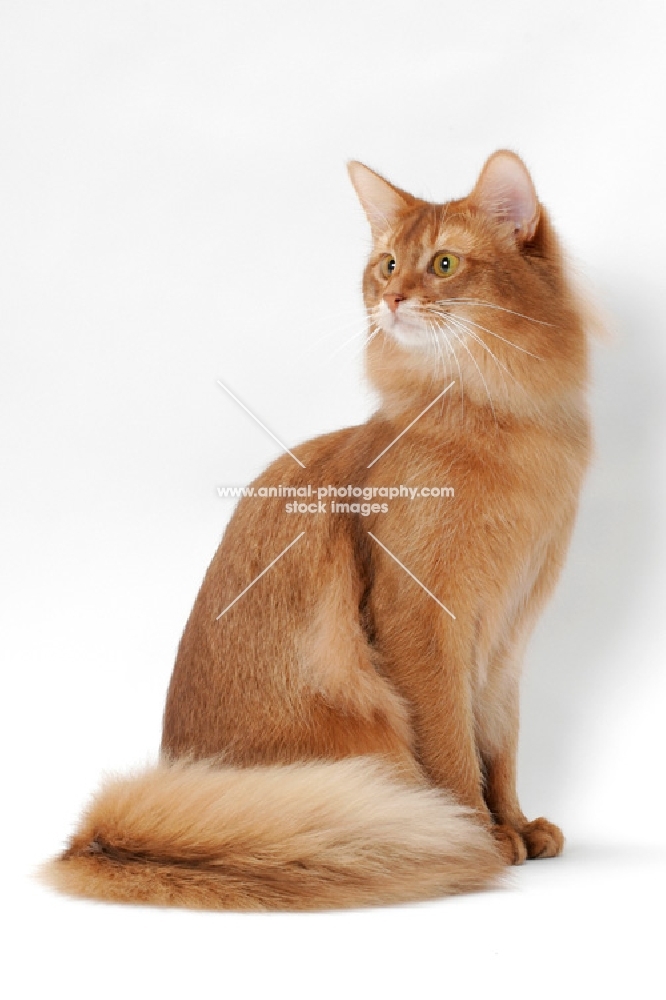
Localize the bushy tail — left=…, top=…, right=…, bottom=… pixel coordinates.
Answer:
left=41, top=757, right=504, bottom=910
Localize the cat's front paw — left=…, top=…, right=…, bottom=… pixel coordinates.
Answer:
left=492, top=823, right=527, bottom=865
left=521, top=817, right=564, bottom=859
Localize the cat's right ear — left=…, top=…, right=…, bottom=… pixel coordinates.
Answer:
left=470, top=150, right=540, bottom=242
left=347, top=161, right=413, bottom=237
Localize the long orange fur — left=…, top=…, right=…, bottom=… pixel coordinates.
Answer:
left=43, top=150, right=591, bottom=910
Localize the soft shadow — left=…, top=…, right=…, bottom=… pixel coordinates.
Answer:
left=518, top=280, right=663, bottom=809
left=559, top=843, right=666, bottom=867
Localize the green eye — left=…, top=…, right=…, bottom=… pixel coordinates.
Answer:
left=379, top=255, right=396, bottom=279
left=432, top=252, right=460, bottom=277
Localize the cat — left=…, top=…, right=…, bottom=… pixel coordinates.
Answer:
left=43, top=150, right=591, bottom=910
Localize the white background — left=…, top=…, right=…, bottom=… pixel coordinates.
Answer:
left=2, top=2, right=665, bottom=997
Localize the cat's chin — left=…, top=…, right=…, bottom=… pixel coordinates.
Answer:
left=381, top=320, right=431, bottom=352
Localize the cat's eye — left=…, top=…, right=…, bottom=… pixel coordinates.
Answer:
left=379, top=256, right=396, bottom=279
left=432, top=252, right=460, bottom=277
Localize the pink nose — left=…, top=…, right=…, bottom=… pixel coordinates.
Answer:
left=383, top=293, right=406, bottom=314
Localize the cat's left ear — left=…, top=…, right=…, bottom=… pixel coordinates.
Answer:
left=471, top=150, right=540, bottom=241
left=347, top=161, right=414, bottom=237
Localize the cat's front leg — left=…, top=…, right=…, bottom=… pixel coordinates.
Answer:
left=477, top=529, right=577, bottom=863
left=369, top=534, right=555, bottom=865
left=485, top=746, right=564, bottom=861
left=479, top=673, right=564, bottom=862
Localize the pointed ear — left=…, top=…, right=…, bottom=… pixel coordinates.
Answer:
left=347, top=161, right=413, bottom=236
left=471, top=150, right=540, bottom=241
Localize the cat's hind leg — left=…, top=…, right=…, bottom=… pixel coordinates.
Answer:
left=294, top=555, right=423, bottom=783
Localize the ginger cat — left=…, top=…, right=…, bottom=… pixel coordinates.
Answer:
left=44, top=150, right=591, bottom=910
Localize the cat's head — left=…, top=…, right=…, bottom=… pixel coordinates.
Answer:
left=349, top=151, right=588, bottom=420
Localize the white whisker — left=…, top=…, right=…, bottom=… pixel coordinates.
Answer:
left=425, top=319, right=447, bottom=390
left=447, top=313, right=512, bottom=400
left=430, top=307, right=542, bottom=360
left=448, top=314, right=523, bottom=390
left=434, top=298, right=554, bottom=326
left=440, top=320, right=498, bottom=430
left=303, top=313, right=373, bottom=359
left=322, top=308, right=383, bottom=364
left=437, top=317, right=464, bottom=423
left=448, top=315, right=547, bottom=420
left=348, top=322, right=382, bottom=361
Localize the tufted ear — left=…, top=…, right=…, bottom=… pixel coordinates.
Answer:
left=471, top=150, right=540, bottom=241
left=347, top=161, right=414, bottom=237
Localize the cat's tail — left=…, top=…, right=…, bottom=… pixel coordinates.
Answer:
left=40, top=756, right=504, bottom=910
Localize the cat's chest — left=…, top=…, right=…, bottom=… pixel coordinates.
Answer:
left=361, top=424, right=583, bottom=609
left=364, top=428, right=575, bottom=529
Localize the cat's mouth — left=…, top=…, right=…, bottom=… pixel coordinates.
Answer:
left=379, top=302, right=434, bottom=351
